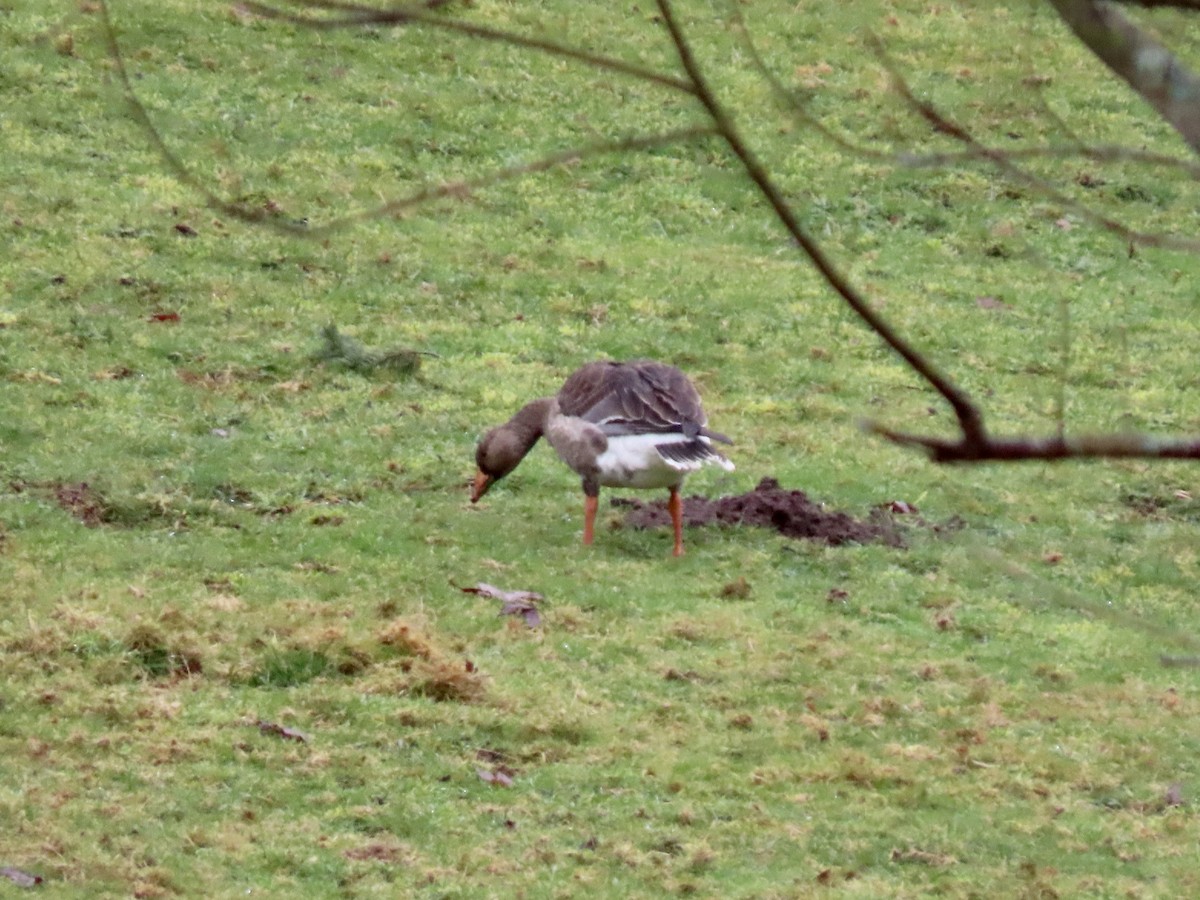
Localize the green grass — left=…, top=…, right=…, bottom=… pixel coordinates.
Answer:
left=3, top=0, right=1200, bottom=896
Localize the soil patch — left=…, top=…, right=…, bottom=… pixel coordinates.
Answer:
left=616, top=477, right=951, bottom=547
left=52, top=481, right=112, bottom=528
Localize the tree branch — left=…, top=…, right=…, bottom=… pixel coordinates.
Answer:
left=100, top=0, right=712, bottom=235
left=240, top=1, right=697, bottom=96
left=737, top=14, right=1200, bottom=247
left=869, top=422, right=1200, bottom=462
left=872, top=34, right=1200, bottom=253
left=654, top=0, right=987, bottom=444
left=1047, top=0, right=1200, bottom=154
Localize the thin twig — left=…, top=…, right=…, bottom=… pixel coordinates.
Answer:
left=872, top=33, right=1200, bottom=253
left=241, top=1, right=696, bottom=96
left=102, top=0, right=709, bottom=235
left=304, top=126, right=719, bottom=238
left=735, top=8, right=1200, bottom=182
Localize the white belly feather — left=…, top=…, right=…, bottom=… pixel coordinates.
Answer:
left=594, top=433, right=733, bottom=489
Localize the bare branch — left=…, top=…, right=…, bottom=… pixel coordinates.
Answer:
left=868, top=422, right=1200, bottom=462
left=654, top=0, right=987, bottom=444
left=241, top=1, right=696, bottom=96
left=873, top=34, right=1200, bottom=252
left=302, top=126, right=720, bottom=238
left=1107, top=0, right=1200, bottom=10
left=968, top=546, right=1200, bottom=664
left=737, top=13, right=1200, bottom=220
left=100, top=0, right=712, bottom=235
left=1048, top=0, right=1200, bottom=154
left=99, top=0, right=277, bottom=226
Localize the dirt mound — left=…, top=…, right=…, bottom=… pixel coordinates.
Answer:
left=616, top=477, right=919, bottom=547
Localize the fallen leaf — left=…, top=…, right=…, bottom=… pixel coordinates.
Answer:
left=888, top=499, right=918, bottom=513
left=1165, top=782, right=1184, bottom=807
left=1043, top=551, right=1063, bottom=565
left=148, top=311, right=181, bottom=323
left=460, top=582, right=543, bottom=628
left=476, top=766, right=515, bottom=787
left=0, top=867, right=43, bottom=888
left=309, top=514, right=345, bottom=527
left=256, top=720, right=308, bottom=743
left=174, top=222, right=198, bottom=237
left=975, top=296, right=1011, bottom=311
left=343, top=843, right=405, bottom=862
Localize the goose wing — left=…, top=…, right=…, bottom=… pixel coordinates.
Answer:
left=557, top=360, right=729, bottom=442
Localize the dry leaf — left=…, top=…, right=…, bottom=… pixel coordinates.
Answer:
left=975, top=296, right=1010, bottom=311
left=256, top=720, right=308, bottom=743
left=1165, top=782, right=1184, bottom=807
left=476, top=767, right=515, bottom=787
left=460, top=582, right=543, bottom=628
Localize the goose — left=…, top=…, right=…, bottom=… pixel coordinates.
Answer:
left=471, top=360, right=733, bottom=556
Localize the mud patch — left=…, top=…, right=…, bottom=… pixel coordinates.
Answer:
left=52, top=481, right=112, bottom=528
left=616, top=477, right=950, bottom=547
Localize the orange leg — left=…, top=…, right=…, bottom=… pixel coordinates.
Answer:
left=583, top=494, right=598, bottom=546
left=669, top=486, right=684, bottom=557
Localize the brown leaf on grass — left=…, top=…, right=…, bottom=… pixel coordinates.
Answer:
left=1, top=867, right=43, bottom=888
left=1164, top=782, right=1185, bottom=807
left=476, top=766, right=515, bottom=787
left=174, top=222, right=197, bottom=237
left=256, top=720, right=308, bottom=743
left=343, top=843, right=408, bottom=862
left=975, top=296, right=1011, bottom=311
left=460, top=582, right=543, bottom=627
left=309, top=514, right=345, bottom=527
left=148, top=311, right=181, bottom=323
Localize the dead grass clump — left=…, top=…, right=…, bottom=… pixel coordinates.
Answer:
left=377, top=620, right=437, bottom=660
left=375, top=620, right=487, bottom=702
left=124, top=623, right=203, bottom=679
left=410, top=657, right=487, bottom=703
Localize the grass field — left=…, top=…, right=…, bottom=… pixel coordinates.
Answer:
left=3, top=1, right=1200, bottom=896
